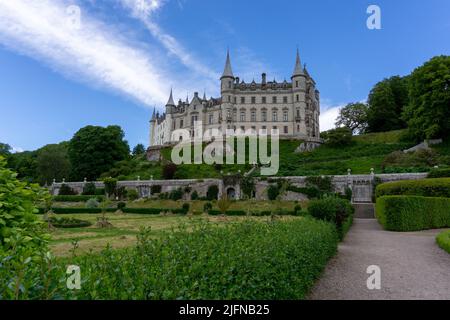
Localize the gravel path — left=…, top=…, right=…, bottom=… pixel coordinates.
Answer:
left=309, top=218, right=450, bottom=300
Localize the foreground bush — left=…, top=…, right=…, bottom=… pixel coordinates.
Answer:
left=375, top=178, right=450, bottom=198
left=376, top=196, right=450, bottom=231
left=308, top=197, right=354, bottom=240
left=10, top=218, right=337, bottom=300
left=436, top=230, right=450, bottom=254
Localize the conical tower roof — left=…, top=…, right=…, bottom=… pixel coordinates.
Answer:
left=166, top=88, right=175, bottom=106
left=221, top=49, right=234, bottom=79
left=292, top=48, right=304, bottom=77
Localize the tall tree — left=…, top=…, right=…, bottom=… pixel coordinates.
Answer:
left=36, top=143, right=71, bottom=185
left=403, top=55, right=450, bottom=140
left=0, top=142, right=11, bottom=156
left=132, top=143, right=146, bottom=156
left=335, top=102, right=369, bottom=134
left=367, top=76, right=409, bottom=132
left=68, top=125, right=130, bottom=181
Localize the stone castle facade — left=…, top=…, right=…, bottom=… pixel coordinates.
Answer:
left=150, top=50, right=321, bottom=146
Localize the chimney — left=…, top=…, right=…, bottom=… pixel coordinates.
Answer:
left=262, top=73, right=267, bottom=84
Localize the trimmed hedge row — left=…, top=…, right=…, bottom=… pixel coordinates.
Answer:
left=43, top=218, right=339, bottom=299
left=375, top=178, right=450, bottom=198
left=38, top=207, right=189, bottom=215
left=436, top=230, right=450, bottom=254
left=428, top=168, right=450, bottom=178
left=376, top=196, right=450, bottom=231
left=53, top=195, right=105, bottom=202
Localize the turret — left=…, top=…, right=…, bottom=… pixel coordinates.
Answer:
left=165, top=89, right=175, bottom=114
left=220, top=49, right=235, bottom=94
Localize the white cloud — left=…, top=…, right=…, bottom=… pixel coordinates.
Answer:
left=11, top=146, right=24, bottom=153
left=320, top=100, right=344, bottom=132
left=0, top=0, right=171, bottom=106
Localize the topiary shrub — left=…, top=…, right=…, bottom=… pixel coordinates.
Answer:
left=103, top=177, right=117, bottom=198
left=206, top=185, right=219, bottom=200
left=190, top=190, right=199, bottom=200
left=169, top=188, right=183, bottom=201
left=85, top=198, right=100, bottom=208
left=375, top=195, right=450, bottom=231
left=58, top=184, right=77, bottom=195
left=267, top=184, right=280, bottom=200
left=127, top=189, right=139, bottom=201
left=82, top=182, right=97, bottom=195
left=48, top=217, right=92, bottom=228
left=375, top=178, right=450, bottom=198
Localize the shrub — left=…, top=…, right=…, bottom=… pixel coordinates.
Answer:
left=150, top=185, right=162, bottom=194
left=58, top=184, right=77, bottom=195
left=162, top=162, right=177, bottom=179
left=82, top=182, right=97, bottom=195
left=375, top=196, right=450, bottom=231
left=116, top=186, right=127, bottom=200
left=190, top=190, right=199, bottom=200
left=53, top=195, right=104, bottom=202
left=95, top=188, right=105, bottom=196
left=375, top=178, right=450, bottom=198
left=206, top=185, right=219, bottom=200
left=321, top=127, right=353, bottom=147
left=203, top=202, right=213, bottom=213
left=436, top=230, right=450, bottom=254
left=308, top=197, right=354, bottom=240
left=127, top=189, right=139, bottom=201
left=305, top=176, right=334, bottom=194
left=267, top=184, right=280, bottom=200
left=117, top=202, right=126, bottom=210
left=85, top=198, right=100, bottom=209
left=169, top=188, right=183, bottom=201
left=103, top=177, right=117, bottom=198
left=428, top=168, right=450, bottom=178
left=182, top=203, right=190, bottom=214
left=287, top=185, right=321, bottom=199
left=48, top=217, right=92, bottom=228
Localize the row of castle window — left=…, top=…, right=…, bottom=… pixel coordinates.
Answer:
left=226, top=95, right=301, bottom=104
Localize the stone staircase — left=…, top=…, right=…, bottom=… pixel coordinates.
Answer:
left=353, top=203, right=375, bottom=219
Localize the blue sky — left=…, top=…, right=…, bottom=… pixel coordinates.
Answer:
left=0, top=0, right=449, bottom=152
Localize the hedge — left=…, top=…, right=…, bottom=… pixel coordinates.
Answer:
left=428, top=168, right=450, bottom=178
left=208, top=210, right=246, bottom=216
left=375, top=178, right=450, bottom=198
left=49, top=217, right=92, bottom=228
left=37, top=208, right=115, bottom=214
left=15, top=218, right=338, bottom=299
left=122, top=207, right=188, bottom=215
left=53, top=195, right=105, bottom=202
left=376, top=196, right=450, bottom=231
left=436, top=230, right=450, bottom=254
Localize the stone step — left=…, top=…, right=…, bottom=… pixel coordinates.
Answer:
left=353, top=203, right=375, bottom=219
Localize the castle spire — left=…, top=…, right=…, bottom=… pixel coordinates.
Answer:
left=221, top=49, right=234, bottom=79
left=203, top=91, right=207, bottom=101
left=151, top=108, right=156, bottom=121
left=292, top=48, right=304, bottom=77
left=166, top=88, right=175, bottom=106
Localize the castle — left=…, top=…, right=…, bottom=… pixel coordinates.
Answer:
left=149, top=50, right=321, bottom=147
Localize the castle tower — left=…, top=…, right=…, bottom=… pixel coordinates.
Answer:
left=291, top=49, right=307, bottom=136
left=220, top=50, right=235, bottom=131
left=149, top=108, right=156, bottom=146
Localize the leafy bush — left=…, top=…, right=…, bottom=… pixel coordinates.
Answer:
left=206, top=185, right=219, bottom=200
left=48, top=217, right=92, bottom=228
left=436, top=230, right=450, bottom=254
left=305, top=176, right=334, bottom=194
left=95, top=188, right=105, bottom=196
left=203, top=202, right=213, bottom=213
left=162, top=162, right=177, bottom=179
left=127, top=189, right=139, bottom=201
left=375, top=196, right=450, bottom=231
left=85, top=198, right=100, bottom=208
left=308, top=197, right=354, bottom=240
left=428, top=168, right=450, bottom=178
left=117, top=202, right=126, bottom=210
left=169, top=188, right=183, bottom=201
left=321, top=127, right=353, bottom=147
left=267, top=184, right=280, bottom=200
left=150, top=185, right=162, bottom=194
left=190, top=190, right=199, bottom=200
left=103, top=177, right=117, bottom=198
left=53, top=195, right=104, bottom=202
left=58, top=184, right=77, bottom=195
left=181, top=203, right=190, bottom=214
left=82, top=182, right=97, bottom=195
left=375, top=178, right=450, bottom=198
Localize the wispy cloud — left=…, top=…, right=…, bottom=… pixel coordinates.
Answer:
left=319, top=99, right=344, bottom=132
left=0, top=0, right=171, bottom=106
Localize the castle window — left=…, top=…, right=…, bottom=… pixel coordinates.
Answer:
left=283, top=111, right=288, bottom=122
left=262, top=96, right=266, bottom=104
left=251, top=96, right=256, bottom=104
left=283, top=96, right=288, bottom=103
left=284, top=126, right=288, bottom=134
left=233, top=110, right=237, bottom=121
left=251, top=110, right=256, bottom=122
left=180, top=119, right=183, bottom=127
left=272, top=96, right=277, bottom=104
left=272, top=110, right=278, bottom=122
left=297, top=124, right=300, bottom=132
left=296, top=109, right=300, bottom=117
left=209, top=114, right=213, bottom=124
left=241, top=126, right=245, bottom=132
left=240, top=112, right=246, bottom=122
left=296, top=80, right=299, bottom=87
left=228, top=96, right=231, bottom=102
left=262, top=111, right=267, bottom=122
left=233, top=97, right=237, bottom=103
left=228, top=81, right=232, bottom=89
left=241, top=97, right=245, bottom=104
left=296, top=94, right=299, bottom=102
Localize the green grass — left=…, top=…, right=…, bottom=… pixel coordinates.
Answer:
left=436, top=230, right=450, bottom=254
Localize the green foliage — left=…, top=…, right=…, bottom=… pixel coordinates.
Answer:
left=428, top=168, right=450, bottom=178
left=367, top=76, right=409, bottom=132
left=162, top=162, right=177, bottom=179
left=217, top=194, right=232, bottom=215
left=208, top=210, right=246, bottom=216
left=68, top=125, right=130, bottom=181
left=335, top=102, right=369, bottom=134
left=82, top=182, right=97, bottom=195
left=85, top=198, right=100, bottom=208
left=36, top=143, right=71, bottom=186
left=308, top=197, right=354, bottom=240
left=376, top=196, right=450, bottom=231
left=375, top=178, right=450, bottom=198
left=203, top=202, right=213, bottom=213
left=127, top=189, right=139, bottom=201
left=117, top=202, right=126, bottom=210
left=150, top=185, right=162, bottom=194
left=53, top=195, right=104, bottom=202
left=206, top=185, right=219, bottom=200
left=287, top=185, right=321, bottom=199
left=320, top=127, right=353, bottom=147
left=103, top=177, right=117, bottom=198
left=381, top=149, right=438, bottom=171
left=6, top=151, right=39, bottom=183
left=267, top=184, right=280, bottom=200
left=190, top=190, right=199, bottom=200
left=169, top=188, right=183, bottom=201
left=0, top=142, right=12, bottom=156
left=305, top=176, right=334, bottom=194
left=132, top=144, right=146, bottom=156
left=403, top=56, right=450, bottom=140
left=436, top=230, right=450, bottom=254
left=240, top=176, right=256, bottom=199
left=181, top=203, right=190, bottom=214
left=48, top=217, right=92, bottom=228
left=58, top=184, right=77, bottom=195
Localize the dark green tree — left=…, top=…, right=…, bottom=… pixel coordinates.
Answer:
left=367, top=76, right=409, bottom=132
left=335, top=102, right=369, bottom=134
left=36, top=143, right=71, bottom=185
left=68, top=125, right=130, bottom=181
left=320, top=127, right=353, bottom=147
left=7, top=151, right=38, bottom=183
left=0, top=142, right=12, bottom=156
left=403, top=55, right=450, bottom=140
left=132, top=144, right=146, bottom=156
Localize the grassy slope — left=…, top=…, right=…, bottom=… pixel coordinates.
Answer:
left=102, top=129, right=450, bottom=179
